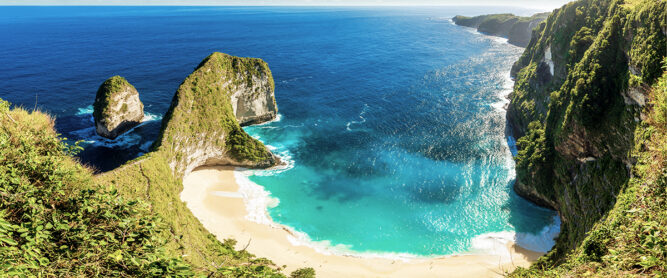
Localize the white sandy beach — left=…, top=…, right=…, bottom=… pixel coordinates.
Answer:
left=181, top=166, right=543, bottom=278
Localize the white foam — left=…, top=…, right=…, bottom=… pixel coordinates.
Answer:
left=252, top=113, right=283, bottom=127
left=346, top=104, right=369, bottom=131
left=76, top=105, right=94, bottom=116
left=70, top=107, right=162, bottom=149
left=284, top=226, right=427, bottom=261
left=69, top=126, right=143, bottom=149
left=470, top=231, right=515, bottom=262
left=233, top=169, right=280, bottom=226
left=515, top=215, right=561, bottom=253
left=471, top=215, right=561, bottom=260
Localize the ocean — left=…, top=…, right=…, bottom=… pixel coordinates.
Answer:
left=0, top=6, right=558, bottom=257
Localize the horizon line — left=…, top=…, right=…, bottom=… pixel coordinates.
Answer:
left=0, top=4, right=558, bottom=11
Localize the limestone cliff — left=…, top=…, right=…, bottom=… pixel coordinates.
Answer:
left=93, top=76, right=144, bottom=139
left=452, top=13, right=549, bottom=47
left=230, top=69, right=278, bottom=126
left=506, top=0, right=666, bottom=273
left=0, top=51, right=289, bottom=276
left=93, top=52, right=284, bottom=275
left=153, top=52, right=279, bottom=176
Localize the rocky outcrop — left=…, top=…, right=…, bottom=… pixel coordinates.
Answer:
left=508, top=0, right=666, bottom=264
left=153, top=52, right=279, bottom=176
left=230, top=70, right=278, bottom=126
left=452, top=13, right=549, bottom=47
left=93, top=76, right=144, bottom=139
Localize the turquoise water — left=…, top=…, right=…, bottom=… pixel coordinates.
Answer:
left=238, top=15, right=557, bottom=256
left=0, top=6, right=558, bottom=257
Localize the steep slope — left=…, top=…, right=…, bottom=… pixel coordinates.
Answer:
left=0, top=52, right=313, bottom=277
left=453, top=13, right=549, bottom=47
left=96, top=52, right=290, bottom=276
left=0, top=101, right=193, bottom=277
left=506, top=0, right=666, bottom=275
left=153, top=52, right=279, bottom=176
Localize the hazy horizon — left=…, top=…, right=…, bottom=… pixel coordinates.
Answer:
left=1, top=0, right=573, bottom=10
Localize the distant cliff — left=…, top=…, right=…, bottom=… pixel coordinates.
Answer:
left=452, top=13, right=549, bottom=47
left=506, top=0, right=666, bottom=276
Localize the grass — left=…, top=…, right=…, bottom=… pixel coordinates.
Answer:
left=508, top=0, right=667, bottom=275
left=0, top=52, right=311, bottom=277
left=510, top=61, right=667, bottom=278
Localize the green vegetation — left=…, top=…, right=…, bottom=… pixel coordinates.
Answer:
left=0, top=100, right=193, bottom=277
left=93, top=75, right=138, bottom=122
left=155, top=52, right=276, bottom=174
left=0, top=51, right=310, bottom=277
left=508, top=0, right=667, bottom=276
left=511, top=60, right=667, bottom=278
left=452, top=12, right=549, bottom=47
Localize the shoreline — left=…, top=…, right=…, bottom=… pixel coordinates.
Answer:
left=181, top=166, right=544, bottom=277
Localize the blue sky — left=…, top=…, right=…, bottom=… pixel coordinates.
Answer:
left=2, top=0, right=573, bottom=10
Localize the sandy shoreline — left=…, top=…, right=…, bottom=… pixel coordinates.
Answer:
left=181, top=166, right=543, bottom=277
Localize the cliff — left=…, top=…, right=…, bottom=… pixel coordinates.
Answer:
left=0, top=52, right=306, bottom=277
left=154, top=52, right=279, bottom=176
left=507, top=0, right=666, bottom=276
left=93, top=76, right=144, bottom=139
left=452, top=13, right=549, bottom=47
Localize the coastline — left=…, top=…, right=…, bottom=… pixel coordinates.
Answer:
left=181, top=166, right=544, bottom=277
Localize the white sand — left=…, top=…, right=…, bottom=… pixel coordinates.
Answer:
left=181, top=166, right=543, bottom=278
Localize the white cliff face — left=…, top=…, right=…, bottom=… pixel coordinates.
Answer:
left=543, top=45, right=555, bottom=76
left=154, top=53, right=279, bottom=177
left=94, top=77, right=144, bottom=139
left=229, top=71, right=277, bottom=126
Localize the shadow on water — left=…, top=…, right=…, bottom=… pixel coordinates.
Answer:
left=504, top=179, right=557, bottom=235
left=55, top=113, right=162, bottom=173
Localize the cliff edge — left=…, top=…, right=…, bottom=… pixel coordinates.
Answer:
left=154, top=52, right=279, bottom=176
left=91, top=52, right=289, bottom=276
left=507, top=0, right=666, bottom=276
left=453, top=13, right=549, bottom=47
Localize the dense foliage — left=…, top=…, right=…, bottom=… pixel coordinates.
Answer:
left=512, top=60, right=667, bottom=278
left=0, top=99, right=193, bottom=277
left=508, top=0, right=667, bottom=276
left=0, top=52, right=313, bottom=277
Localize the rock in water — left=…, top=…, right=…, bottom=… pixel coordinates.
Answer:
left=154, top=52, right=279, bottom=176
left=93, top=76, right=144, bottom=139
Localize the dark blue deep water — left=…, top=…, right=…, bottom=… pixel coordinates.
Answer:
left=0, top=6, right=558, bottom=257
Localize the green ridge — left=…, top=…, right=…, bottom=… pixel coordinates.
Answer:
left=507, top=0, right=666, bottom=276
left=0, top=52, right=312, bottom=277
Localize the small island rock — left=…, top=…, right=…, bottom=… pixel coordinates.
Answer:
left=93, top=76, right=144, bottom=139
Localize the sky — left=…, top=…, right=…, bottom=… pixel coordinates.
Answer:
left=1, top=0, right=574, bottom=10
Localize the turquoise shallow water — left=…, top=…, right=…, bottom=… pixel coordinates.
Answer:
left=239, top=15, right=558, bottom=256
left=0, top=6, right=558, bottom=257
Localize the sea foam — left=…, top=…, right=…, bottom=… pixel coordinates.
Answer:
left=70, top=106, right=162, bottom=149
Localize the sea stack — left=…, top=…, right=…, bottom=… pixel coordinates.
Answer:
left=93, top=76, right=144, bottom=139
left=154, top=52, right=278, bottom=176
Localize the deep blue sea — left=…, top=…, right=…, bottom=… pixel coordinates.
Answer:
left=0, top=6, right=558, bottom=257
